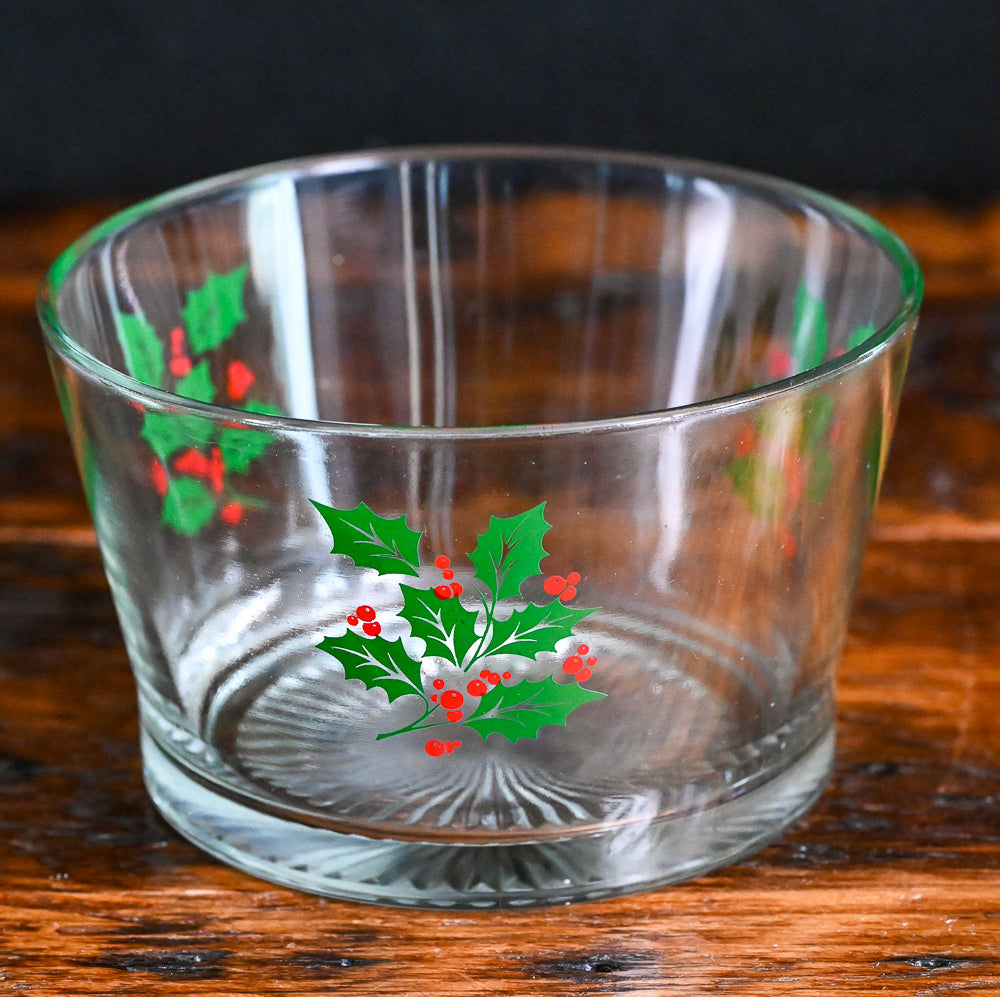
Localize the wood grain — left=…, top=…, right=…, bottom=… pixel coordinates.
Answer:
left=3, top=202, right=1000, bottom=994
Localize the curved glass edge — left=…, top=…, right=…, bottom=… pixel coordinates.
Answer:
left=38, top=145, right=924, bottom=442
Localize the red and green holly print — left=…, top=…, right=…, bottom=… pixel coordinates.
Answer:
left=115, top=265, right=281, bottom=536
left=312, top=501, right=606, bottom=755
left=725, top=283, right=878, bottom=556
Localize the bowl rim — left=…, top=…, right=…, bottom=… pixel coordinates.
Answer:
left=38, top=144, right=923, bottom=440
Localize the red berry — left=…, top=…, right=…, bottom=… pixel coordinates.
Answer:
left=362, top=621, right=381, bottom=637
left=446, top=710, right=463, bottom=723
left=577, top=644, right=589, bottom=655
left=544, top=575, right=567, bottom=596
left=432, top=678, right=445, bottom=690
left=783, top=454, right=804, bottom=506
left=559, top=585, right=577, bottom=602
left=440, top=690, right=464, bottom=710
left=480, top=670, right=491, bottom=679
left=567, top=571, right=581, bottom=585
left=442, top=568, right=455, bottom=581
left=169, top=356, right=192, bottom=377
left=502, top=671, right=512, bottom=680
left=150, top=459, right=168, bottom=496
left=467, top=679, right=488, bottom=697
left=587, top=656, right=597, bottom=667
left=208, top=447, right=224, bottom=494
left=766, top=346, right=793, bottom=379
left=425, top=740, right=445, bottom=757
left=434, top=555, right=451, bottom=569
left=226, top=359, right=256, bottom=401
left=168, top=328, right=189, bottom=373
left=434, top=584, right=453, bottom=600
left=356, top=605, right=376, bottom=622
left=220, top=501, right=243, bottom=524
left=450, top=582, right=463, bottom=597
left=445, top=741, right=460, bottom=754
left=780, top=527, right=797, bottom=558
left=576, top=667, right=592, bottom=682
left=562, top=655, right=584, bottom=675
left=736, top=425, right=757, bottom=457
left=174, top=448, right=210, bottom=477
left=487, top=672, right=501, bottom=685
left=430, top=694, right=438, bottom=702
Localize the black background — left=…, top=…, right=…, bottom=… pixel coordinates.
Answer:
left=3, top=0, right=1000, bottom=204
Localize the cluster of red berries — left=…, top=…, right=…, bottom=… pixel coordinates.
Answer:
left=544, top=572, right=581, bottom=601
left=732, top=407, right=843, bottom=561
left=175, top=446, right=225, bottom=491
left=734, top=427, right=800, bottom=558
left=562, top=643, right=596, bottom=682
left=168, top=327, right=192, bottom=378
left=145, top=327, right=264, bottom=528
left=347, top=604, right=381, bottom=637
left=432, top=555, right=464, bottom=600
left=425, top=739, right=460, bottom=757
left=168, top=326, right=257, bottom=403
left=428, top=669, right=513, bottom=723
left=148, top=452, right=244, bottom=523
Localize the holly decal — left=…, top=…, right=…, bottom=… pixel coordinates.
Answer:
left=725, top=282, right=880, bottom=556
left=313, top=501, right=605, bottom=754
left=115, top=266, right=282, bottom=535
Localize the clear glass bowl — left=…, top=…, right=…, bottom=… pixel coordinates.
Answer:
left=39, top=147, right=921, bottom=907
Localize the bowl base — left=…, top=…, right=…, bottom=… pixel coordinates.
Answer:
left=141, top=723, right=832, bottom=908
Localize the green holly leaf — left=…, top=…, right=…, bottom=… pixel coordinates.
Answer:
left=312, top=501, right=421, bottom=577
left=117, top=312, right=164, bottom=387
left=482, top=600, right=595, bottom=660
left=848, top=322, right=876, bottom=351
left=142, top=411, right=215, bottom=460
left=807, top=447, right=835, bottom=503
left=468, top=504, right=549, bottom=603
left=182, top=264, right=249, bottom=354
left=790, top=283, right=828, bottom=373
left=317, top=629, right=424, bottom=703
left=461, top=676, right=606, bottom=744
left=800, top=394, right=834, bottom=451
left=163, top=476, right=217, bottom=536
left=219, top=425, right=276, bottom=474
left=399, top=584, right=480, bottom=667
left=725, top=455, right=784, bottom=519
left=175, top=359, right=216, bottom=404
left=242, top=399, right=283, bottom=417
left=216, top=397, right=281, bottom=474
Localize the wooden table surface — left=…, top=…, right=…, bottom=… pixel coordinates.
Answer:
left=2, top=201, right=1000, bottom=995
